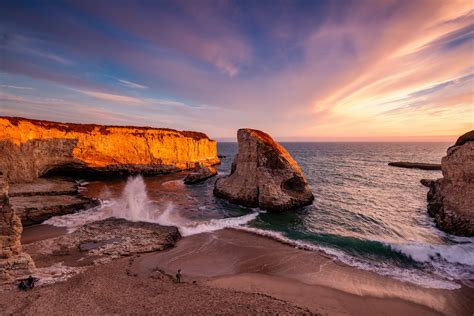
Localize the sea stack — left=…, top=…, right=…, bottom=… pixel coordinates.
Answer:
left=0, top=116, right=220, bottom=183
left=214, top=129, right=314, bottom=211
left=425, top=130, right=474, bottom=236
left=0, top=171, right=34, bottom=282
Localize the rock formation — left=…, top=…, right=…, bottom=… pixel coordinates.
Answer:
left=0, top=171, right=34, bottom=282
left=388, top=162, right=441, bottom=170
left=8, top=178, right=99, bottom=226
left=184, top=166, right=218, bottom=184
left=0, top=116, right=219, bottom=183
left=25, top=218, right=181, bottom=265
left=425, top=130, right=474, bottom=236
left=214, top=129, right=314, bottom=211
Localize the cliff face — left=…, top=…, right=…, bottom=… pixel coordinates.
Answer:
left=214, top=129, right=314, bottom=211
left=0, top=172, right=35, bottom=281
left=0, top=117, right=219, bottom=183
left=426, top=130, right=474, bottom=236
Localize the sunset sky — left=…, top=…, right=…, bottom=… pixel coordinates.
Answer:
left=1, top=0, right=473, bottom=141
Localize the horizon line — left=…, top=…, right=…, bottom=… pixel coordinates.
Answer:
left=215, top=136, right=459, bottom=143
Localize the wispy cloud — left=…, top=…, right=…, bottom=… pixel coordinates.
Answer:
left=0, top=84, right=34, bottom=90
left=77, top=89, right=145, bottom=105
left=0, top=0, right=472, bottom=139
left=117, top=79, right=148, bottom=89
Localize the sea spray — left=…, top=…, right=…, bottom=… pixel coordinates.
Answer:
left=42, top=143, right=474, bottom=291
left=109, top=176, right=156, bottom=222
left=44, top=175, right=470, bottom=290
left=46, top=175, right=260, bottom=237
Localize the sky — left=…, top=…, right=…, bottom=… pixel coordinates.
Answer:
left=0, top=0, right=473, bottom=141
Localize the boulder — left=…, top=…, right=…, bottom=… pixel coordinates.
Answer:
left=0, top=172, right=34, bottom=282
left=214, top=129, right=314, bottom=211
left=184, top=166, right=217, bottom=184
left=425, top=130, right=474, bottom=236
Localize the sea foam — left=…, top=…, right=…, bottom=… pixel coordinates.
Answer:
left=45, top=175, right=472, bottom=290
left=46, top=176, right=258, bottom=236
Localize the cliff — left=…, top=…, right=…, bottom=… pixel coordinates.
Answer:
left=214, top=129, right=314, bottom=211
left=0, top=171, right=35, bottom=282
left=426, top=130, right=474, bottom=236
left=0, top=116, right=219, bottom=183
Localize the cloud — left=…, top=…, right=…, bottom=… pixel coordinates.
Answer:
left=117, top=79, right=148, bottom=89
left=77, top=90, right=145, bottom=105
left=0, top=0, right=472, bottom=139
left=0, top=84, right=34, bottom=90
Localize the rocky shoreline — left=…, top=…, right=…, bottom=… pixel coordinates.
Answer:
left=9, top=178, right=99, bottom=226
left=422, top=130, right=474, bottom=236
left=1, top=117, right=473, bottom=314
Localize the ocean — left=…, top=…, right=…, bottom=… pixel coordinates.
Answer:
left=45, top=142, right=474, bottom=290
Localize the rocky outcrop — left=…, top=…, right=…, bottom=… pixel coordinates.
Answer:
left=8, top=178, right=99, bottom=226
left=214, top=129, right=314, bottom=211
left=425, top=130, right=474, bottom=236
left=0, top=172, right=34, bottom=282
left=389, top=162, right=441, bottom=170
left=26, top=218, right=181, bottom=265
left=0, top=116, right=219, bottom=183
left=184, top=166, right=217, bottom=184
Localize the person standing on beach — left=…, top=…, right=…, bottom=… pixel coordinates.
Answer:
left=176, top=269, right=182, bottom=283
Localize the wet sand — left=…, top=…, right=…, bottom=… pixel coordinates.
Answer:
left=139, top=229, right=474, bottom=315
left=6, top=226, right=474, bottom=315
left=21, top=224, right=67, bottom=244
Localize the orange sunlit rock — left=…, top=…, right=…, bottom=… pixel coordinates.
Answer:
left=0, top=117, right=219, bottom=183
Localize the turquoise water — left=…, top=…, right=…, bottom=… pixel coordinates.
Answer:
left=47, top=142, right=474, bottom=289
left=214, top=142, right=474, bottom=289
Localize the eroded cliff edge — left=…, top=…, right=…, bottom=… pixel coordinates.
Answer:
left=426, top=130, right=474, bottom=236
left=0, top=172, right=35, bottom=282
left=0, top=116, right=220, bottom=183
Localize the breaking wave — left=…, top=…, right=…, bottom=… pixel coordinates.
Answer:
left=45, top=175, right=473, bottom=290
left=46, top=176, right=258, bottom=236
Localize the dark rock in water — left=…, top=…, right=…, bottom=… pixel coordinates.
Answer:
left=424, top=130, right=474, bottom=236
left=9, top=178, right=99, bottom=226
left=420, top=179, right=435, bottom=187
left=214, top=129, right=314, bottom=212
left=388, top=162, right=441, bottom=170
left=184, top=166, right=217, bottom=184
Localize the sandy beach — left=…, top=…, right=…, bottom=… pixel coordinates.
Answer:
left=3, top=227, right=473, bottom=315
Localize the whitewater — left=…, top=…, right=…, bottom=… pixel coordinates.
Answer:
left=46, top=172, right=474, bottom=291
